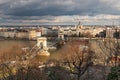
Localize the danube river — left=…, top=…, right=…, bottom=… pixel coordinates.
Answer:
left=0, top=39, right=110, bottom=64
left=0, top=40, right=60, bottom=63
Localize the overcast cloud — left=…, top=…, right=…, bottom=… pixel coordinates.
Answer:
left=0, top=0, right=120, bottom=25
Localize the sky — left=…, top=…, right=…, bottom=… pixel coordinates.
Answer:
left=0, top=0, right=120, bottom=25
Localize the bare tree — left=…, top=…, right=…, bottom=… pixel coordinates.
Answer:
left=97, top=28, right=120, bottom=80
left=98, top=38, right=120, bottom=66
left=62, top=41, right=93, bottom=80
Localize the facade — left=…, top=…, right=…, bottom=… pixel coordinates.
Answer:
left=40, top=27, right=47, bottom=36
left=16, top=32, right=29, bottom=39
left=29, top=30, right=42, bottom=40
left=106, top=27, right=120, bottom=38
left=29, top=30, right=37, bottom=40
left=0, top=28, right=43, bottom=40
left=36, top=31, right=41, bottom=37
left=0, top=31, right=16, bottom=38
left=58, top=22, right=105, bottom=39
left=58, top=22, right=83, bottom=39
left=90, top=28, right=105, bottom=37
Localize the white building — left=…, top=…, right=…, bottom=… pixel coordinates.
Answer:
left=106, top=27, right=120, bottom=38
left=58, top=22, right=84, bottom=39
left=2, top=31, right=16, bottom=38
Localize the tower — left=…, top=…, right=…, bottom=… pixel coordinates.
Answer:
left=37, top=37, right=50, bottom=56
left=76, top=21, right=83, bottom=30
left=37, top=37, right=47, bottom=49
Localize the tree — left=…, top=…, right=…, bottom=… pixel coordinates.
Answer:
left=45, top=66, right=73, bottom=80
left=98, top=38, right=120, bottom=66
left=107, top=65, right=120, bottom=80
left=98, top=30, right=120, bottom=80
left=62, top=41, right=94, bottom=80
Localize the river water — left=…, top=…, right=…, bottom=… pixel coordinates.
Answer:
left=0, top=40, right=60, bottom=63
left=0, top=39, right=105, bottom=63
left=0, top=40, right=36, bottom=52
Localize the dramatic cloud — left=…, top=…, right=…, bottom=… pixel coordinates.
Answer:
left=0, top=0, right=119, bottom=25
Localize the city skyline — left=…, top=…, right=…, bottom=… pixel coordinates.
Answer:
left=0, top=0, right=120, bottom=25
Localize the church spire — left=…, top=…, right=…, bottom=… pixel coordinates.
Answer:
left=76, top=21, right=83, bottom=29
